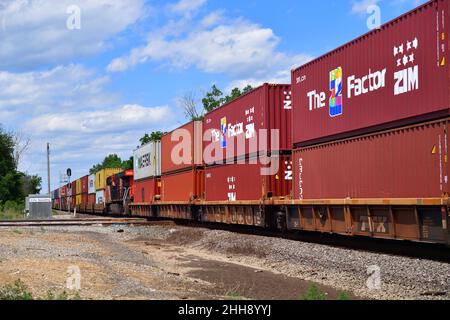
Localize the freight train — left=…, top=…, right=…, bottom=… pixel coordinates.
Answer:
left=52, top=0, right=450, bottom=246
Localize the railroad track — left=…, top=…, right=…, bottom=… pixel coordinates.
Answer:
left=0, top=217, right=159, bottom=227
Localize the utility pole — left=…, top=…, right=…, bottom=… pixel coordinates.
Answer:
left=47, top=143, right=51, bottom=195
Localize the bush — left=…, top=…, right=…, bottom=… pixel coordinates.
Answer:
left=0, top=279, right=81, bottom=300
left=299, top=285, right=328, bottom=300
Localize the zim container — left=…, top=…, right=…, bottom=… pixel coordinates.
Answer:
left=162, top=121, right=203, bottom=174
left=293, top=119, right=449, bottom=200
left=203, top=84, right=292, bottom=163
left=161, top=169, right=204, bottom=202
left=134, top=178, right=160, bottom=203
left=205, top=155, right=293, bottom=202
left=292, top=0, right=449, bottom=146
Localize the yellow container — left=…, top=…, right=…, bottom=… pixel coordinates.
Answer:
left=95, top=168, right=122, bottom=191
left=76, top=179, right=82, bottom=195
left=76, top=194, right=82, bottom=205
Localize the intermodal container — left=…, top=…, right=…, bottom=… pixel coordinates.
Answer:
left=96, top=190, right=105, bottom=205
left=61, top=185, right=67, bottom=197
left=134, top=178, right=160, bottom=203
left=205, top=155, right=292, bottom=201
left=76, top=194, right=82, bottom=206
left=81, top=176, right=88, bottom=194
left=88, top=193, right=96, bottom=205
left=95, top=168, right=122, bottom=191
left=203, top=84, right=292, bottom=163
left=133, top=142, right=161, bottom=180
left=88, top=174, right=96, bottom=194
left=71, top=181, right=76, bottom=197
left=161, top=169, right=204, bottom=202
left=76, top=179, right=81, bottom=195
left=292, top=0, right=449, bottom=146
left=293, top=119, right=449, bottom=200
left=162, top=121, right=203, bottom=174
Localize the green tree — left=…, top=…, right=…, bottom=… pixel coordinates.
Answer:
left=121, top=156, right=133, bottom=170
left=0, top=128, right=24, bottom=203
left=139, top=131, right=165, bottom=146
left=201, top=85, right=253, bottom=114
left=21, top=174, right=42, bottom=195
left=89, top=154, right=123, bottom=174
left=202, top=85, right=224, bottom=113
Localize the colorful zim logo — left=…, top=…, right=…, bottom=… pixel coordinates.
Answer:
left=220, top=117, right=227, bottom=149
left=329, top=67, right=343, bottom=117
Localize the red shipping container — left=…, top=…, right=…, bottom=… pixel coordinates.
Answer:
left=205, top=156, right=292, bottom=201
left=293, top=119, right=449, bottom=200
left=88, top=194, right=96, bottom=205
left=134, top=178, right=160, bottom=203
left=162, top=121, right=203, bottom=174
left=61, top=185, right=67, bottom=197
left=203, top=84, right=292, bottom=163
left=161, top=169, right=204, bottom=202
left=71, top=181, right=76, bottom=197
left=292, top=0, right=449, bottom=146
left=81, top=193, right=88, bottom=205
left=81, top=176, right=89, bottom=194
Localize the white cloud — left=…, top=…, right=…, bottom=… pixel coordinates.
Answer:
left=26, top=104, right=171, bottom=134
left=351, top=0, right=381, bottom=14
left=0, top=64, right=116, bottom=115
left=168, top=0, right=207, bottom=15
left=107, top=18, right=310, bottom=81
left=0, top=0, right=145, bottom=70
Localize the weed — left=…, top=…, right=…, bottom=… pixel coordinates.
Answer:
left=0, top=279, right=82, bottom=300
left=299, top=285, right=328, bottom=300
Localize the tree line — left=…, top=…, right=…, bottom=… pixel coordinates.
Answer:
left=0, top=127, right=41, bottom=209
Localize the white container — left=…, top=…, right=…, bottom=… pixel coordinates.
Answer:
left=133, top=141, right=161, bottom=180
left=88, top=174, right=96, bottom=194
left=96, top=190, right=105, bottom=205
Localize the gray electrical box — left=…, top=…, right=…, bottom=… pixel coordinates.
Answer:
left=26, top=195, right=52, bottom=220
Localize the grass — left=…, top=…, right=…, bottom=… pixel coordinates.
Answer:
left=299, top=285, right=352, bottom=301
left=12, top=229, right=23, bottom=235
left=0, top=209, right=24, bottom=221
left=0, top=279, right=81, bottom=300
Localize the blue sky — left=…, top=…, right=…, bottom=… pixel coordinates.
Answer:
left=0, top=0, right=427, bottom=192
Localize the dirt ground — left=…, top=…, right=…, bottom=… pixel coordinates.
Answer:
left=0, top=224, right=351, bottom=300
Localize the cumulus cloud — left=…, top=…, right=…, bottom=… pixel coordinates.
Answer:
left=0, top=64, right=115, bottom=115
left=351, top=0, right=381, bottom=14
left=0, top=0, right=145, bottom=70
left=26, top=104, right=171, bottom=134
left=168, top=0, right=207, bottom=15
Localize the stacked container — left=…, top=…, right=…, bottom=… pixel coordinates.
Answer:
left=133, top=142, right=161, bottom=203
left=71, top=181, right=76, bottom=209
left=95, top=168, right=122, bottom=205
left=160, top=121, right=204, bottom=202
left=291, top=0, right=450, bottom=200
left=203, top=84, right=293, bottom=201
left=88, top=174, right=96, bottom=204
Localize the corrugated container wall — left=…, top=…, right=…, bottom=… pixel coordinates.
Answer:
left=293, top=119, right=449, bottom=200
left=88, top=174, right=96, bottom=194
left=95, top=168, right=122, bottom=190
left=205, top=156, right=292, bottom=202
left=292, top=0, right=450, bottom=146
left=81, top=175, right=88, bottom=194
left=162, top=121, right=203, bottom=174
left=203, top=84, right=292, bottom=164
left=134, top=178, right=160, bottom=203
left=71, top=181, right=76, bottom=197
left=161, top=169, right=204, bottom=202
left=133, top=141, right=161, bottom=180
